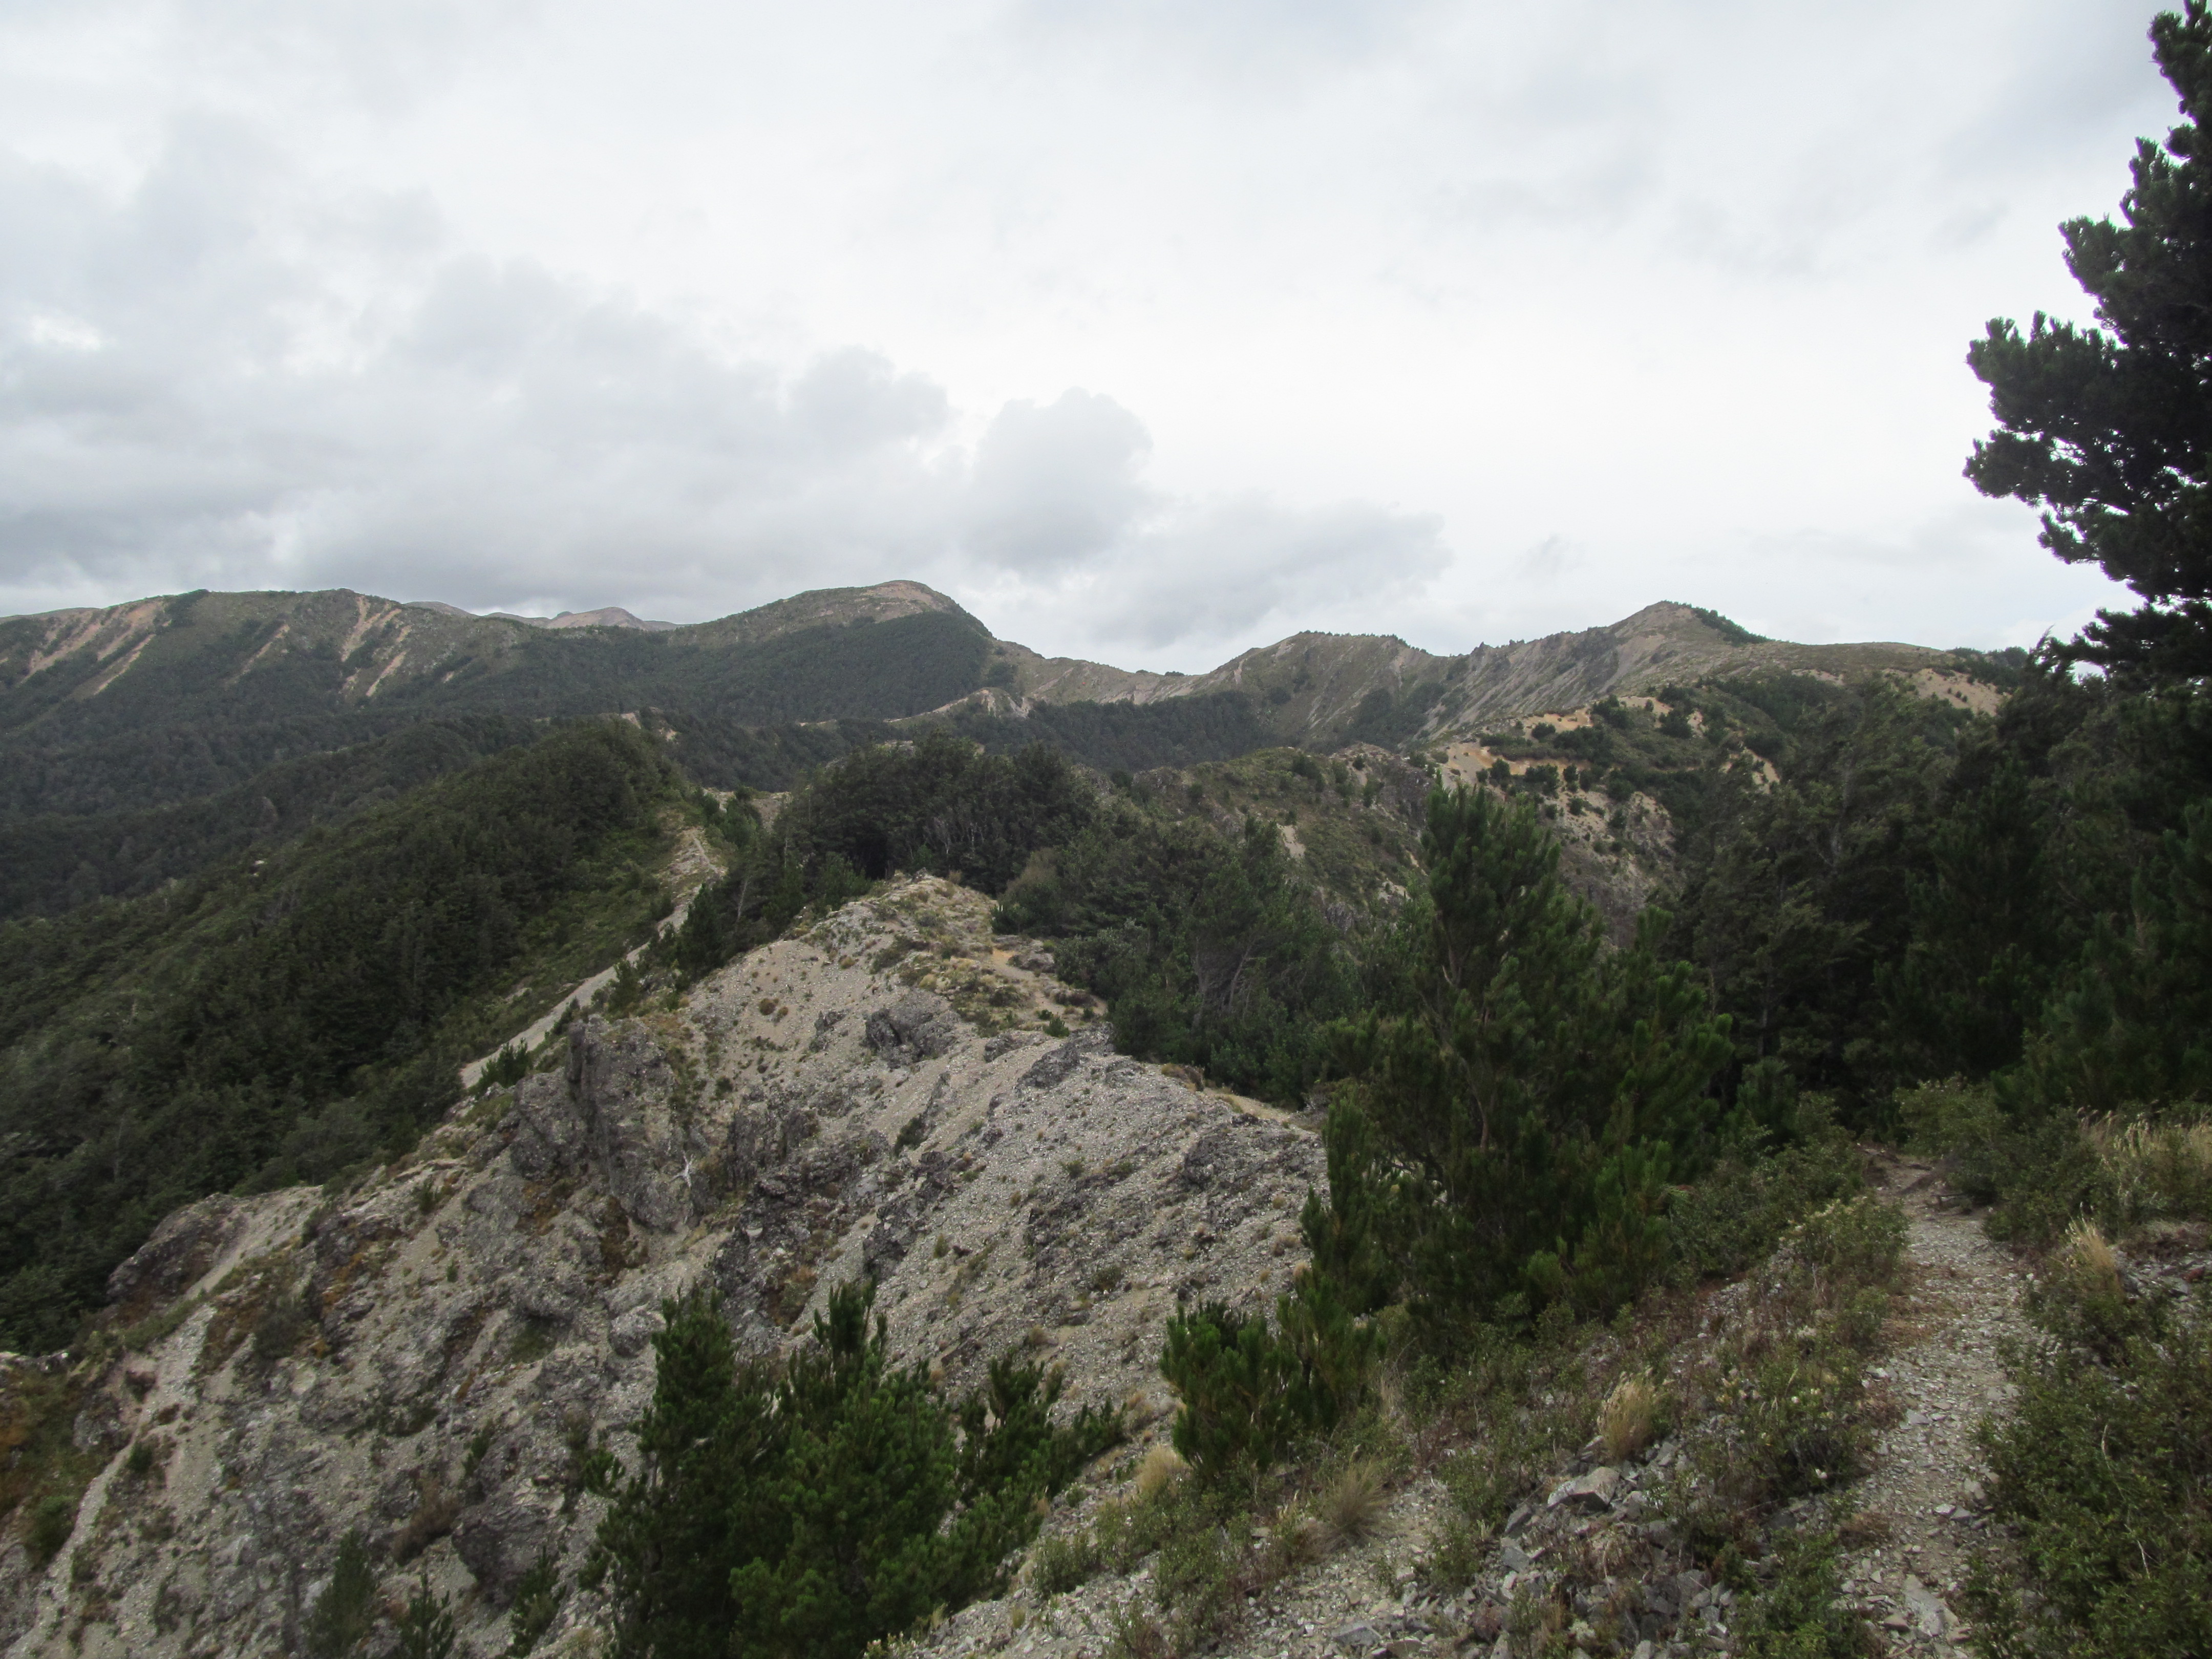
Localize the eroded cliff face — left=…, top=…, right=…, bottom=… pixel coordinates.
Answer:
left=0, top=879, right=1320, bottom=1658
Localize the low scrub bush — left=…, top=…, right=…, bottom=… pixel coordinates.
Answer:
left=24, top=1491, right=76, bottom=1568
left=1668, top=1113, right=1864, bottom=1281
left=1734, top=1525, right=1877, bottom=1658
left=1315, top=1457, right=1387, bottom=1545
left=1777, top=1195, right=1907, bottom=1293
left=1598, top=1373, right=1659, bottom=1463
left=1701, top=1347, right=1874, bottom=1508
left=1159, top=1272, right=1376, bottom=1486
left=2087, top=1111, right=2212, bottom=1228
left=1964, top=1283, right=2212, bottom=1658
left=1676, top=1196, right=1907, bottom=1544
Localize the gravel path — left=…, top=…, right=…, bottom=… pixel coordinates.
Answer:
left=1838, top=1156, right=2030, bottom=1651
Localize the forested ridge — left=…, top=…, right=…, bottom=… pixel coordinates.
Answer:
left=0, top=718, right=688, bottom=1350
left=0, top=606, right=995, bottom=822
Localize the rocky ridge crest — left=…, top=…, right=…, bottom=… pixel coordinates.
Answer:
left=0, top=878, right=1318, bottom=1658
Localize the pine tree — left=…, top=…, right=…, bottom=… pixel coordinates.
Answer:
left=595, top=1281, right=1117, bottom=1659
left=392, top=1576, right=458, bottom=1659
left=303, top=1530, right=377, bottom=1659
left=1965, top=2, right=2212, bottom=677
left=2024, top=798, right=2212, bottom=1110
left=1322, top=786, right=1729, bottom=1336
left=592, top=1288, right=776, bottom=1659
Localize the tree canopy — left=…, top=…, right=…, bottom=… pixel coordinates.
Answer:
left=1966, top=2, right=2212, bottom=676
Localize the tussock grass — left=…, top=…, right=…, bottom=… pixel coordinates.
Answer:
left=1316, top=1458, right=1387, bottom=1546
left=1598, top=1374, right=1657, bottom=1463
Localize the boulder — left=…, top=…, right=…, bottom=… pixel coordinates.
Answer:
left=1547, top=1465, right=1622, bottom=1513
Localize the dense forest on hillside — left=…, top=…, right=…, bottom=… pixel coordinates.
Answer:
left=0, top=714, right=545, bottom=920
left=658, top=688, right=1272, bottom=793
left=0, top=719, right=686, bottom=1350
left=0, top=608, right=992, bottom=821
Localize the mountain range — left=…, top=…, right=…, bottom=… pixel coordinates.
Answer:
left=0, top=579, right=2005, bottom=817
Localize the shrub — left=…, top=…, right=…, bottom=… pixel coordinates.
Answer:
left=2088, top=1111, right=2212, bottom=1227
left=1316, top=1457, right=1387, bottom=1545
left=1160, top=1274, right=1373, bottom=1486
left=249, top=1281, right=313, bottom=1367
left=1700, top=1345, right=1874, bottom=1515
left=1734, top=1526, right=1876, bottom=1658
left=483, top=1042, right=530, bottom=1090
left=24, top=1491, right=76, bottom=1569
left=1778, top=1196, right=1906, bottom=1291
left=303, top=1530, right=378, bottom=1659
left=506, top=1549, right=564, bottom=1655
left=1598, top=1374, right=1658, bottom=1463
left=1161, top=1302, right=1314, bottom=1482
left=1032, top=1528, right=1104, bottom=1596
left=1964, top=1283, right=2212, bottom=1658
left=393, top=1471, right=461, bottom=1562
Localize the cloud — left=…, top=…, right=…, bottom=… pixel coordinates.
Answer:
left=962, top=391, right=1154, bottom=575
left=0, top=118, right=1444, bottom=667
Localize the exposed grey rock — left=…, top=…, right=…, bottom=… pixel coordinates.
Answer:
left=865, top=990, right=961, bottom=1064
left=0, top=879, right=1320, bottom=1659
left=453, top=1491, right=558, bottom=1604
left=610, top=1305, right=665, bottom=1357
left=1017, top=1027, right=1113, bottom=1092
left=1547, top=1466, right=1621, bottom=1513
left=105, top=1194, right=245, bottom=1312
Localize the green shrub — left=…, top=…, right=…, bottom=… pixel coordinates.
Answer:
left=1778, top=1196, right=1907, bottom=1291
left=1160, top=1273, right=1373, bottom=1486
left=1031, top=1528, right=1104, bottom=1596
left=593, top=1281, right=1118, bottom=1659
left=393, top=1575, right=458, bottom=1659
left=24, top=1491, right=77, bottom=1569
left=1734, top=1526, right=1876, bottom=1658
left=1964, top=1284, right=2212, bottom=1657
left=249, top=1280, right=313, bottom=1367
left=1161, top=1302, right=1314, bottom=1483
left=506, top=1549, right=564, bottom=1655
left=1668, top=1119, right=1864, bottom=1282
left=303, top=1530, right=378, bottom=1659
left=483, top=1042, right=530, bottom=1090
left=2089, top=1111, right=2212, bottom=1227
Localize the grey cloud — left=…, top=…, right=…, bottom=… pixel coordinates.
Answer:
left=0, top=118, right=1443, bottom=655
left=990, top=494, right=1452, bottom=654
left=962, top=391, right=1153, bottom=574
left=0, top=123, right=977, bottom=619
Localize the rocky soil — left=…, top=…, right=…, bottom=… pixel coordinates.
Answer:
left=905, top=1160, right=2042, bottom=1659
left=0, top=878, right=1321, bottom=1658
left=1831, top=1160, right=2030, bottom=1652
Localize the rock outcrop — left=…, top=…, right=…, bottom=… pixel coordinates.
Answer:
left=0, top=879, right=1319, bottom=1658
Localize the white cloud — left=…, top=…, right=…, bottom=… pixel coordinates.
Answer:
left=0, top=0, right=2163, bottom=665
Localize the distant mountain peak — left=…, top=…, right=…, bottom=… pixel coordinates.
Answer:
left=405, top=600, right=675, bottom=632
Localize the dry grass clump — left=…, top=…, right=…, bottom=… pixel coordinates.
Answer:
left=2088, top=1113, right=2212, bottom=1226
left=1317, top=1458, right=1388, bottom=1546
left=2058, top=1217, right=2122, bottom=1298
left=1598, top=1374, right=1657, bottom=1463
left=1134, top=1441, right=1185, bottom=1500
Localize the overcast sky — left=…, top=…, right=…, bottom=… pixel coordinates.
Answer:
left=0, top=0, right=2179, bottom=669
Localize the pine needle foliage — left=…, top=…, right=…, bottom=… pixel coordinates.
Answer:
left=591, top=1281, right=1118, bottom=1659
left=1318, top=785, right=1732, bottom=1337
